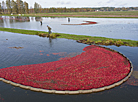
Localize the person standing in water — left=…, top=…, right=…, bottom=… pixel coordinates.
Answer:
left=47, top=25, right=52, bottom=34
left=68, top=17, right=70, bottom=22
left=40, top=19, right=42, bottom=25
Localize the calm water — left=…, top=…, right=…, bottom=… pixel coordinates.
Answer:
left=0, top=17, right=138, bottom=102
left=0, top=16, right=138, bottom=40
left=0, top=31, right=138, bottom=102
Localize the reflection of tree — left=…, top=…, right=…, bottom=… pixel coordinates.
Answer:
left=35, top=17, right=42, bottom=21
left=31, top=17, right=34, bottom=21
left=9, top=16, right=14, bottom=23
left=15, top=16, right=30, bottom=22
left=0, top=16, right=4, bottom=26
left=49, top=37, right=53, bottom=47
left=25, top=17, right=30, bottom=22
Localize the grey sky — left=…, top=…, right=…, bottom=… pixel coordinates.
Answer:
left=0, top=0, right=138, bottom=8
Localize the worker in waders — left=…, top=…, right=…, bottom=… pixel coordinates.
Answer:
left=47, top=25, right=52, bottom=35
left=40, top=18, right=42, bottom=25
left=68, top=17, right=70, bottom=22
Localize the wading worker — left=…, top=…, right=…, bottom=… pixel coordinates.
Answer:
left=47, top=25, right=52, bottom=34
left=40, top=19, right=42, bottom=25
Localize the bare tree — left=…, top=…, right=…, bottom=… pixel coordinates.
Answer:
left=0, top=3, right=2, bottom=13
left=2, top=1, right=6, bottom=13
left=24, top=1, right=29, bottom=14
left=6, top=0, right=12, bottom=14
left=34, top=2, right=41, bottom=13
left=11, top=0, right=17, bottom=14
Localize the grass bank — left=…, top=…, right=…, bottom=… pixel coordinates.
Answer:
left=0, top=27, right=138, bottom=47
left=1, top=11, right=138, bottom=18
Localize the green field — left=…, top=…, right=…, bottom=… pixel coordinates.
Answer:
left=29, top=11, right=138, bottom=15
left=1, top=11, right=138, bottom=18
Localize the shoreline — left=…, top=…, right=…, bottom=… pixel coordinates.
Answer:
left=1, top=14, right=138, bottom=19
left=31, top=14, right=138, bottom=18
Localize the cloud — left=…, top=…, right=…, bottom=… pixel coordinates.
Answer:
left=98, top=2, right=102, bottom=4
left=66, top=1, right=71, bottom=4
left=57, top=1, right=72, bottom=5
left=119, top=3, right=128, bottom=7
left=106, top=0, right=114, bottom=3
left=11, top=0, right=137, bottom=8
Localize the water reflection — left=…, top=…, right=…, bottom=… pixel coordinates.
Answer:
left=49, top=37, right=53, bottom=47
left=15, top=16, right=30, bottom=22
left=35, top=17, right=42, bottom=21
left=0, top=16, right=4, bottom=26
left=0, top=16, right=138, bottom=40
left=0, top=32, right=138, bottom=102
left=0, top=16, right=30, bottom=22
left=0, top=31, right=87, bottom=68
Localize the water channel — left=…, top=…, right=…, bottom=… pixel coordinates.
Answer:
left=0, top=16, right=138, bottom=40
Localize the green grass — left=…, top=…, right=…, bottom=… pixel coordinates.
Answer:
left=0, top=27, right=138, bottom=47
left=23, top=11, right=138, bottom=18
left=23, top=11, right=138, bottom=15
left=1, top=11, right=138, bottom=18
left=0, top=27, right=47, bottom=35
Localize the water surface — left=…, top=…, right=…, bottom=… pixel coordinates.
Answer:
left=0, top=16, right=138, bottom=40
left=0, top=32, right=138, bottom=102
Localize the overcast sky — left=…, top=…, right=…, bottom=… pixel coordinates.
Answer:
left=1, top=0, right=138, bottom=8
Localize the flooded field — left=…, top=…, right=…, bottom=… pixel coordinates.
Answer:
left=0, top=16, right=138, bottom=40
left=0, top=17, right=138, bottom=102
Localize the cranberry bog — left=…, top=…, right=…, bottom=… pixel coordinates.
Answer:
left=0, top=45, right=133, bottom=94
left=62, top=21, right=97, bottom=25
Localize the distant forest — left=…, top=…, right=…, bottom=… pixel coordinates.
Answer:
left=0, top=0, right=138, bottom=14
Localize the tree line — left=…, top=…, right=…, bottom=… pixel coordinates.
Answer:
left=0, top=0, right=138, bottom=14
left=29, top=7, right=138, bottom=13
left=0, top=0, right=29, bottom=14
